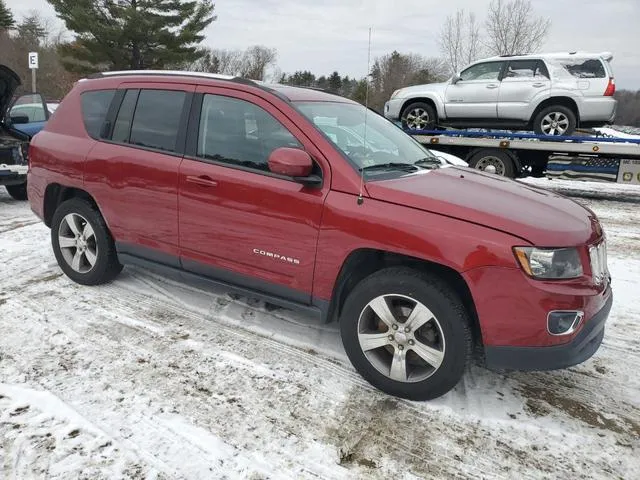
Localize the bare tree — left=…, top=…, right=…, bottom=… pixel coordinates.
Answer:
left=240, top=45, right=277, bottom=80
left=438, top=9, right=482, bottom=74
left=485, top=0, right=550, bottom=56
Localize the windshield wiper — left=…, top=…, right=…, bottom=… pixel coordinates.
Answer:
left=413, top=157, right=442, bottom=168
left=359, top=162, right=419, bottom=172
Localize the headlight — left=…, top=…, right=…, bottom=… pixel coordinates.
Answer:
left=514, top=247, right=583, bottom=279
left=390, top=89, right=402, bottom=99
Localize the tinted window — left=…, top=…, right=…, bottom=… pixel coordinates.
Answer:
left=560, top=59, right=606, bottom=79
left=81, top=90, right=115, bottom=139
left=505, top=60, right=549, bottom=79
left=460, top=62, right=504, bottom=81
left=129, top=90, right=186, bottom=152
left=112, top=90, right=139, bottom=143
left=197, top=95, right=301, bottom=171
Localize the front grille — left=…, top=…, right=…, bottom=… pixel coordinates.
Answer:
left=589, top=240, right=609, bottom=285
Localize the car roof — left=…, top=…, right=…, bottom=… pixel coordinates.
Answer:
left=481, top=51, right=613, bottom=62
left=84, top=70, right=355, bottom=104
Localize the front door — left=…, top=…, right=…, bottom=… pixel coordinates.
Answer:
left=498, top=60, right=551, bottom=121
left=178, top=87, right=330, bottom=303
left=444, top=61, right=505, bottom=119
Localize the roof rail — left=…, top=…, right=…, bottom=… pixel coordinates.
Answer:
left=85, top=69, right=261, bottom=86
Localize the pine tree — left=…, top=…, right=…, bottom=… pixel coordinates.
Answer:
left=48, top=0, right=216, bottom=71
left=0, top=0, right=15, bottom=30
left=327, top=71, right=342, bottom=94
left=18, top=14, right=47, bottom=46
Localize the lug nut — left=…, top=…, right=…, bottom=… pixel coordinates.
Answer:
left=398, top=345, right=404, bottom=351
left=392, top=324, right=398, bottom=330
left=409, top=340, right=415, bottom=346
left=404, top=327, right=410, bottom=333
left=388, top=335, right=394, bottom=341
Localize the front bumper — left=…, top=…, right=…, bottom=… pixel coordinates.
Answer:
left=384, top=98, right=404, bottom=121
left=484, top=292, right=612, bottom=371
left=0, top=164, right=28, bottom=185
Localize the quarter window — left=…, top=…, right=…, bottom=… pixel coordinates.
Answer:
left=128, top=89, right=186, bottom=152
left=196, top=94, right=301, bottom=171
left=80, top=89, right=116, bottom=139
left=460, top=62, right=504, bottom=81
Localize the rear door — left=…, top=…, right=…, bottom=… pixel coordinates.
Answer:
left=498, top=59, right=551, bottom=120
left=84, top=83, right=194, bottom=264
left=444, top=61, right=505, bottom=119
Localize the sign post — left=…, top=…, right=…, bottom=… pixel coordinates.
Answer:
left=28, top=52, right=39, bottom=93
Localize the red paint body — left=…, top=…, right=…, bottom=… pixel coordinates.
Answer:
left=27, top=74, right=611, bottom=350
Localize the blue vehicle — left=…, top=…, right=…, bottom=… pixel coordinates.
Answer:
left=1, top=65, right=49, bottom=200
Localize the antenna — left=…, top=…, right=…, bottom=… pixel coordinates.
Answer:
left=357, top=27, right=372, bottom=206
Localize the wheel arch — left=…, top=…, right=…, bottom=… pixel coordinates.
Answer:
left=43, top=183, right=101, bottom=228
left=530, top=97, right=580, bottom=126
left=400, top=97, right=443, bottom=121
left=325, top=248, right=482, bottom=344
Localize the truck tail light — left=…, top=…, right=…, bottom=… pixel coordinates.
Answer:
left=603, top=78, right=615, bottom=96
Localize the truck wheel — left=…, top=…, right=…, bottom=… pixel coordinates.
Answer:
left=5, top=182, right=28, bottom=200
left=533, top=105, right=576, bottom=136
left=401, top=102, right=437, bottom=131
left=51, top=198, right=123, bottom=286
left=339, top=267, right=472, bottom=401
left=468, top=150, right=516, bottom=178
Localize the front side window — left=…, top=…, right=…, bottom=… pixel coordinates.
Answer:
left=505, top=60, right=549, bottom=79
left=460, top=62, right=504, bottom=81
left=81, top=89, right=115, bottom=139
left=128, top=89, right=186, bottom=152
left=197, top=94, right=301, bottom=171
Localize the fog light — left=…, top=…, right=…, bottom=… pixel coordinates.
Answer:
left=547, top=311, right=584, bottom=335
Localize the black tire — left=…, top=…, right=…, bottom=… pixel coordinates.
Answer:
left=5, top=182, right=28, bottom=200
left=51, top=198, right=123, bottom=286
left=339, top=267, right=473, bottom=401
left=401, top=102, right=437, bottom=131
left=533, top=105, right=577, bottom=136
left=468, top=149, right=516, bottom=178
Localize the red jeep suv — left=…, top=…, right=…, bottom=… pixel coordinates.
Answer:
left=27, top=71, right=613, bottom=400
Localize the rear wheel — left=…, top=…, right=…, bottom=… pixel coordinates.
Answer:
left=339, top=267, right=472, bottom=401
left=401, top=102, right=437, bottom=131
left=5, top=182, right=28, bottom=200
left=533, top=105, right=576, bottom=136
left=51, top=198, right=123, bottom=285
left=468, top=150, right=516, bottom=178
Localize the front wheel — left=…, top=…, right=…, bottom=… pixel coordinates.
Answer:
left=5, top=182, right=28, bottom=200
left=533, top=105, right=577, bottom=136
left=339, top=267, right=473, bottom=401
left=401, top=102, right=437, bottom=131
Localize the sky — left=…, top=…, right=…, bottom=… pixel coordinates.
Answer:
left=5, top=0, right=640, bottom=89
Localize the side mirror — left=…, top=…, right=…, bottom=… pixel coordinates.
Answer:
left=10, top=114, right=30, bottom=124
left=452, top=74, right=461, bottom=85
left=268, top=147, right=321, bottom=187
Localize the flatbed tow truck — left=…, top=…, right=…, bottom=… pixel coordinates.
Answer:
left=408, top=128, right=640, bottom=185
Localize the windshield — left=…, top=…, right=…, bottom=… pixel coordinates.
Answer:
left=295, top=102, right=438, bottom=172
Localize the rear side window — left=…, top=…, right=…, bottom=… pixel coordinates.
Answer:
left=81, top=90, right=116, bottom=139
left=128, top=90, right=186, bottom=152
left=556, top=58, right=607, bottom=79
left=505, top=60, right=549, bottom=79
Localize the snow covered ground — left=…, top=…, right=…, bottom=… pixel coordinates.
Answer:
left=1, top=181, right=639, bottom=479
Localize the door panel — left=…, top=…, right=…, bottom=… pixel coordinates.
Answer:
left=83, top=83, right=194, bottom=261
left=498, top=60, right=551, bottom=120
left=444, top=61, right=504, bottom=119
left=178, top=88, right=330, bottom=302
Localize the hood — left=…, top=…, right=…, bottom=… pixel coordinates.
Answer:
left=397, top=82, right=448, bottom=97
left=365, top=167, right=601, bottom=246
left=0, top=65, right=21, bottom=120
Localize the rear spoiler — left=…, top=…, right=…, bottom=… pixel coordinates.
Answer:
left=600, top=52, right=614, bottom=62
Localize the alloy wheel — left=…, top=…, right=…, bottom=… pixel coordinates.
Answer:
left=58, top=213, right=98, bottom=274
left=541, top=112, right=570, bottom=136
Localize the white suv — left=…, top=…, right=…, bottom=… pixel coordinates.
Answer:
left=385, top=52, right=617, bottom=136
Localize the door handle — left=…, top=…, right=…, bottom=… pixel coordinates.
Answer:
left=186, top=175, right=218, bottom=187
left=486, top=84, right=499, bottom=89
left=532, top=82, right=546, bottom=88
